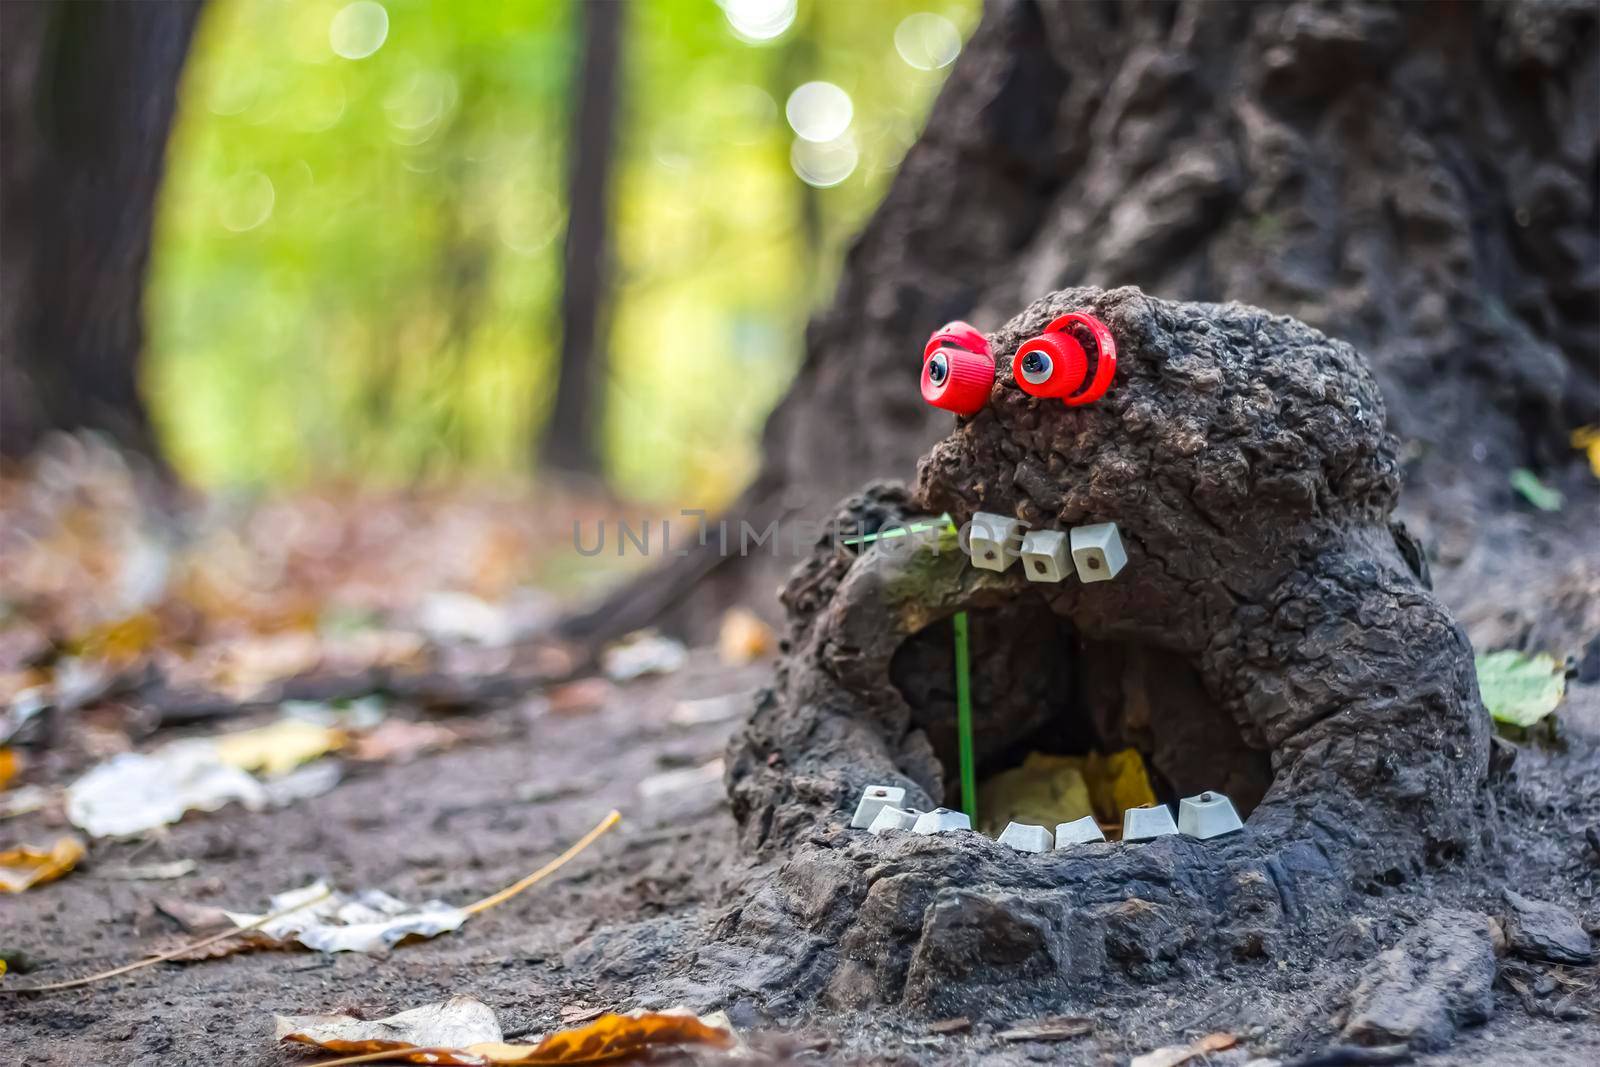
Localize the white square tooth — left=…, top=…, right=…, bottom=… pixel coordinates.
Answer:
left=1054, top=815, right=1107, bottom=846
left=868, top=805, right=920, bottom=834
left=1019, top=529, right=1071, bottom=583
left=1177, top=791, right=1245, bottom=839
left=968, top=511, right=1025, bottom=572
left=850, top=785, right=907, bottom=829
left=911, top=807, right=972, bottom=835
left=1070, top=522, right=1127, bottom=582
left=1121, top=805, right=1179, bottom=841
left=997, top=822, right=1054, bottom=853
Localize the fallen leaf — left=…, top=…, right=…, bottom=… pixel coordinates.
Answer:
left=0, top=784, right=54, bottom=819
left=996, top=1016, right=1093, bottom=1042
left=156, top=897, right=234, bottom=933
left=226, top=881, right=469, bottom=954
left=262, top=759, right=344, bottom=805
left=637, top=759, right=724, bottom=800
left=278, top=1002, right=735, bottom=1066
left=927, top=1017, right=971, bottom=1034
left=214, top=717, right=346, bottom=777
left=1573, top=425, right=1600, bottom=479
left=0, top=747, right=19, bottom=787
left=717, top=608, right=773, bottom=666
left=66, top=741, right=268, bottom=837
left=351, top=719, right=459, bottom=763
left=416, top=592, right=514, bottom=647
left=277, top=994, right=503, bottom=1055
left=1476, top=650, right=1566, bottom=728
left=601, top=632, right=686, bottom=682
left=1130, top=1032, right=1238, bottom=1067
left=91, top=859, right=198, bottom=881
left=666, top=696, right=743, bottom=727
left=70, top=611, right=161, bottom=666
left=0, top=836, right=87, bottom=892
left=546, top=678, right=613, bottom=716
left=214, top=811, right=622, bottom=955
left=977, top=748, right=1156, bottom=834
left=476, top=1009, right=735, bottom=1065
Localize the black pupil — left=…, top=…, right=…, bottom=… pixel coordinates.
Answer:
left=928, top=355, right=948, bottom=383
left=1022, top=352, right=1045, bottom=374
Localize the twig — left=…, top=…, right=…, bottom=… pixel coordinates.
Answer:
left=295, top=1046, right=469, bottom=1067
left=463, top=809, right=622, bottom=916
left=3, top=810, right=621, bottom=997
left=1, top=886, right=333, bottom=994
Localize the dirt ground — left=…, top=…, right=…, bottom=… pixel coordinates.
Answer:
left=3, top=634, right=1598, bottom=1066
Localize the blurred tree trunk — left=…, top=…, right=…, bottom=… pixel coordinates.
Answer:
left=562, top=0, right=1599, bottom=645
left=0, top=0, right=202, bottom=463
left=541, top=0, right=626, bottom=479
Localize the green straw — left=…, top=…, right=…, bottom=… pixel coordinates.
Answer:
left=953, top=610, right=976, bottom=820
left=838, top=513, right=954, bottom=547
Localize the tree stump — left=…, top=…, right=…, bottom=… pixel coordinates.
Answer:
left=716, top=288, right=1493, bottom=1020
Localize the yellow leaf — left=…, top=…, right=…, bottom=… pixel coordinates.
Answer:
left=214, top=718, right=346, bottom=778
left=72, top=612, right=161, bottom=665
left=976, top=748, right=1156, bottom=834
left=0, top=747, right=19, bottom=789
left=717, top=607, right=774, bottom=666
left=0, top=836, right=87, bottom=893
left=1572, top=425, right=1600, bottom=479
left=1084, top=748, right=1158, bottom=823
left=470, top=1010, right=735, bottom=1065
left=977, top=754, right=1093, bottom=836
left=280, top=1004, right=735, bottom=1067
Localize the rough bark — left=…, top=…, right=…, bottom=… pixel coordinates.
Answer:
left=703, top=288, right=1492, bottom=1020
left=563, top=0, right=1599, bottom=646
left=0, top=0, right=202, bottom=462
left=542, top=0, right=625, bottom=478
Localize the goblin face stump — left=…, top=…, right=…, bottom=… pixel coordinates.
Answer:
left=713, top=287, right=1492, bottom=1020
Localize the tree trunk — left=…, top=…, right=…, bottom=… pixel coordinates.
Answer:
left=0, top=0, right=202, bottom=463
left=708, top=289, right=1490, bottom=1025
left=562, top=0, right=1598, bottom=646
left=541, top=0, right=626, bottom=479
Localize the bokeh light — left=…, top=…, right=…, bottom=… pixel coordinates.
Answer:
left=329, top=1, right=389, bottom=61
left=718, top=0, right=796, bottom=43
left=790, top=136, right=859, bottom=188
left=217, top=171, right=275, bottom=232
left=148, top=0, right=979, bottom=498
left=893, top=12, right=962, bottom=71
left=785, top=81, right=853, bottom=143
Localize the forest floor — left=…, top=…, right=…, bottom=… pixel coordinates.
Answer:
left=2, top=439, right=1598, bottom=1065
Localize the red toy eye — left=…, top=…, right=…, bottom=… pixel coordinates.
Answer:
left=924, top=320, right=991, bottom=363
left=921, top=347, right=995, bottom=416
left=1013, top=331, right=1087, bottom=399
left=1013, top=312, right=1118, bottom=406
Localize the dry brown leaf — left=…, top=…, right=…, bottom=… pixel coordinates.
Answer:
left=1129, top=1032, right=1239, bottom=1067
left=995, top=1016, right=1094, bottom=1042
left=350, top=719, right=459, bottom=763
left=0, top=836, right=86, bottom=892
left=716, top=607, right=773, bottom=666
left=277, top=995, right=504, bottom=1057
left=282, top=1005, right=736, bottom=1066
left=546, top=678, right=613, bottom=716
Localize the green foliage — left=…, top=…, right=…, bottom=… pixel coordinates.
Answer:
left=1475, top=649, right=1566, bottom=728
left=147, top=0, right=977, bottom=502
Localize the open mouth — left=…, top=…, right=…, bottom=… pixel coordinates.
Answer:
left=889, top=598, right=1274, bottom=832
